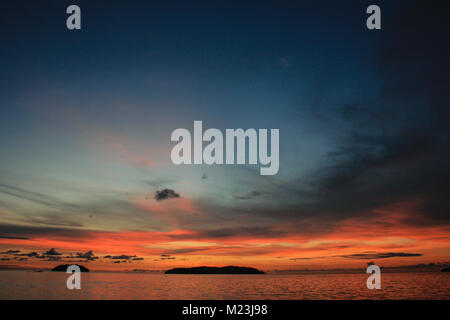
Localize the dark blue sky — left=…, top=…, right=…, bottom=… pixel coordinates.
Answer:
left=1, top=0, right=384, bottom=173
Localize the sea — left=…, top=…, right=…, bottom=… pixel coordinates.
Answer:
left=0, top=270, right=449, bottom=299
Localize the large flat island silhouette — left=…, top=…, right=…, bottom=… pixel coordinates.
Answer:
left=165, top=266, right=265, bottom=274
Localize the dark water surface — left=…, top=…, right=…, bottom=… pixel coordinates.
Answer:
left=0, top=271, right=448, bottom=299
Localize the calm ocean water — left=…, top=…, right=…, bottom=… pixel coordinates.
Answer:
left=0, top=271, right=448, bottom=299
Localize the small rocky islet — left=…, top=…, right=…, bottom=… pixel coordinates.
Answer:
left=51, top=264, right=89, bottom=272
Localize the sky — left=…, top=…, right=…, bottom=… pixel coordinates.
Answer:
left=0, top=0, right=449, bottom=271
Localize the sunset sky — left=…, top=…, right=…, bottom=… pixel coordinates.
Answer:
left=0, top=0, right=449, bottom=271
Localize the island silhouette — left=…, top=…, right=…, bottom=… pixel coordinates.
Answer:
left=165, top=266, right=265, bottom=274
left=51, top=264, right=89, bottom=272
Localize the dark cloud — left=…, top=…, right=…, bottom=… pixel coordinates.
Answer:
left=0, top=235, right=29, bottom=240
left=17, top=251, right=39, bottom=258
left=0, top=249, right=20, bottom=254
left=260, top=0, right=450, bottom=229
left=351, top=3, right=449, bottom=218
left=0, top=182, right=157, bottom=231
left=46, top=256, right=61, bottom=261
left=103, top=254, right=143, bottom=261
left=155, top=189, right=180, bottom=201
left=0, top=223, right=92, bottom=240
left=168, top=226, right=285, bottom=240
left=1, top=247, right=145, bottom=264
left=290, top=252, right=423, bottom=261
left=111, top=255, right=136, bottom=260
left=45, top=248, right=62, bottom=256
left=338, top=252, right=423, bottom=260
left=159, top=254, right=176, bottom=260
left=163, top=248, right=210, bottom=255
left=290, top=257, right=313, bottom=261
left=0, top=183, right=87, bottom=217
left=234, top=191, right=262, bottom=200
left=13, top=251, right=46, bottom=259
left=0, top=183, right=63, bottom=208
left=75, top=250, right=98, bottom=260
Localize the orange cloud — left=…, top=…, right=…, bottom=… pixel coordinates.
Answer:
left=1, top=197, right=449, bottom=271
